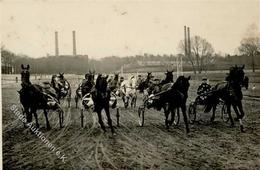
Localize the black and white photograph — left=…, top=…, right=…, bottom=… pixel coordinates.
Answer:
left=1, top=0, right=260, bottom=169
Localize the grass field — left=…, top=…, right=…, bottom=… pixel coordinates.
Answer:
left=2, top=72, right=260, bottom=169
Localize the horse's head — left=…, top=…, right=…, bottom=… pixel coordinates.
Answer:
left=58, top=72, right=64, bottom=79
left=20, top=64, right=31, bottom=86
left=228, top=65, right=245, bottom=86
left=95, top=74, right=109, bottom=93
left=89, top=70, right=95, bottom=81
left=147, top=72, right=152, bottom=80
left=114, top=73, right=119, bottom=80
left=84, top=73, right=90, bottom=79
left=165, top=70, right=174, bottom=82
left=173, top=76, right=191, bottom=97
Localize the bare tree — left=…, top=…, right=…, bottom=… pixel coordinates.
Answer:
left=238, top=37, right=260, bottom=72
left=179, top=35, right=214, bottom=74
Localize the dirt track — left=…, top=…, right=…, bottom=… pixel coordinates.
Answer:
left=2, top=79, right=260, bottom=169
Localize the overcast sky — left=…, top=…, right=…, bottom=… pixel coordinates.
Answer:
left=1, top=0, right=259, bottom=58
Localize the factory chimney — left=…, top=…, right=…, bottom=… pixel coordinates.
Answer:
left=72, top=30, right=77, bottom=56
left=55, top=31, right=59, bottom=57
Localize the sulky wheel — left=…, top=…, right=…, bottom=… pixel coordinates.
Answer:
left=221, top=104, right=229, bottom=123
left=138, top=107, right=145, bottom=127
left=188, top=102, right=196, bottom=124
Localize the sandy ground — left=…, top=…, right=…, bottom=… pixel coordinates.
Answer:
left=2, top=78, right=260, bottom=170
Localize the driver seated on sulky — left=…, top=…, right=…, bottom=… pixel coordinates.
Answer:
left=195, top=77, right=211, bottom=104
left=81, top=73, right=94, bottom=98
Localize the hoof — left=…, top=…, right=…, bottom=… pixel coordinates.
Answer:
left=229, top=124, right=235, bottom=128
left=210, top=117, right=215, bottom=122
left=240, top=125, right=245, bottom=132
left=47, top=126, right=51, bottom=130
left=234, top=117, right=239, bottom=121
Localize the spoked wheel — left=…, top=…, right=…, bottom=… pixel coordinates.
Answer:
left=188, top=102, right=196, bottom=124
left=138, top=107, right=145, bottom=127
left=221, top=104, right=229, bottom=123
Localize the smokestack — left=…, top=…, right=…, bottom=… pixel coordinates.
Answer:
left=184, top=26, right=187, bottom=57
left=55, top=31, right=59, bottom=56
left=72, top=30, right=76, bottom=56
left=187, top=27, right=191, bottom=56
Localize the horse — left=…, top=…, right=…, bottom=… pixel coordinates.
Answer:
left=51, top=73, right=71, bottom=107
left=204, top=65, right=248, bottom=132
left=18, top=64, right=63, bottom=130
left=91, top=74, right=115, bottom=134
left=120, top=75, right=138, bottom=108
left=149, top=76, right=191, bottom=133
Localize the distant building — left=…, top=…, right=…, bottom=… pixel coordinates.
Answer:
left=1, top=56, right=14, bottom=74
left=137, top=60, right=182, bottom=66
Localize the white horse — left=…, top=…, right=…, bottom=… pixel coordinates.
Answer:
left=120, top=75, right=137, bottom=108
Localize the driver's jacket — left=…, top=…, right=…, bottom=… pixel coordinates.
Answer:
left=81, top=79, right=94, bottom=97
left=197, top=83, right=211, bottom=96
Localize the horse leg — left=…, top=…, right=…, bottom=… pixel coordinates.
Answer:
left=43, top=109, right=51, bottom=130
left=232, top=102, right=245, bottom=132
left=25, top=107, right=32, bottom=124
left=181, top=104, right=190, bottom=133
left=164, top=106, right=170, bottom=130
left=227, top=103, right=234, bottom=127
left=104, top=104, right=115, bottom=134
left=237, top=100, right=245, bottom=119
left=210, top=104, right=217, bottom=122
left=32, top=108, right=39, bottom=128
left=169, top=108, right=176, bottom=126
left=97, top=109, right=106, bottom=132
left=134, top=95, right=137, bottom=108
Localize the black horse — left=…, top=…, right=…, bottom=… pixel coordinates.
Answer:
left=163, top=76, right=190, bottom=133
left=148, top=76, right=191, bottom=133
left=92, top=74, right=115, bottom=134
left=204, top=65, right=248, bottom=132
left=18, top=64, right=63, bottom=129
left=51, top=73, right=71, bottom=107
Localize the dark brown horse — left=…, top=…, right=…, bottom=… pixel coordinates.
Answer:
left=18, top=64, right=63, bottom=129
left=204, top=65, right=248, bottom=132
left=91, top=74, right=115, bottom=134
